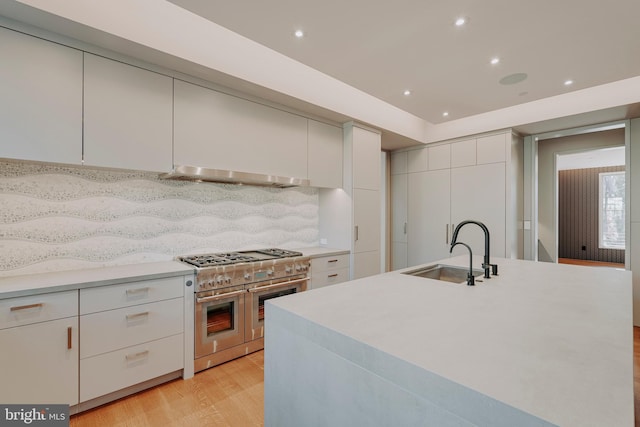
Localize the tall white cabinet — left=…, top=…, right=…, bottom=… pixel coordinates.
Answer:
left=390, top=151, right=408, bottom=270
left=392, top=131, right=521, bottom=269
left=344, top=123, right=382, bottom=279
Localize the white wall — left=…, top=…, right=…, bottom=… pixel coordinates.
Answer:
left=629, top=118, right=640, bottom=325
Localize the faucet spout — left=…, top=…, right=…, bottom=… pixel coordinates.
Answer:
left=449, top=242, right=475, bottom=286
left=450, top=220, right=497, bottom=278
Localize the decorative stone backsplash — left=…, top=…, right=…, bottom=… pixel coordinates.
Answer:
left=0, top=161, right=319, bottom=277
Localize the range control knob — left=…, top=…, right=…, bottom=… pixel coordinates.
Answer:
left=285, top=266, right=292, bottom=273
left=244, top=273, right=252, bottom=280
left=267, top=269, right=273, bottom=276
left=224, top=276, right=232, bottom=284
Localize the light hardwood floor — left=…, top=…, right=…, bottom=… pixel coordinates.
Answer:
left=71, top=351, right=264, bottom=427
left=558, top=257, right=625, bottom=268
left=72, top=321, right=640, bottom=426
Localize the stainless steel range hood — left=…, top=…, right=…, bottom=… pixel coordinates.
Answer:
left=159, top=165, right=310, bottom=188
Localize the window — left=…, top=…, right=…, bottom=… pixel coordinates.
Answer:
left=599, top=171, right=625, bottom=249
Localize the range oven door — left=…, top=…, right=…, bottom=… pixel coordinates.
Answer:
left=195, top=286, right=245, bottom=359
left=245, top=276, right=308, bottom=342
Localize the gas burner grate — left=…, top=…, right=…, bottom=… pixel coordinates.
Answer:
left=179, top=248, right=303, bottom=268
left=255, top=249, right=303, bottom=258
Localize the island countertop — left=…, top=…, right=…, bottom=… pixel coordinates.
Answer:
left=265, top=256, right=633, bottom=427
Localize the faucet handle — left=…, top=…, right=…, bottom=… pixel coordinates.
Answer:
left=467, top=273, right=475, bottom=286
left=490, top=264, right=498, bottom=276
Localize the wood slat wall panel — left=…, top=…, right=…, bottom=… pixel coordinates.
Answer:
left=558, top=166, right=624, bottom=263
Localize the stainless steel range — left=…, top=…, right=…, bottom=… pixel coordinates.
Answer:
left=179, top=248, right=310, bottom=372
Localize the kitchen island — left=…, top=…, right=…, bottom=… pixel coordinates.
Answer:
left=264, top=257, right=633, bottom=426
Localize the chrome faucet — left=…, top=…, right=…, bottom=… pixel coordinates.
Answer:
left=450, top=242, right=475, bottom=286
left=450, top=220, right=498, bottom=279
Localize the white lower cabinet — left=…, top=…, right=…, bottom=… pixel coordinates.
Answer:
left=80, top=334, right=183, bottom=402
left=310, top=254, right=350, bottom=289
left=79, top=276, right=184, bottom=403
left=0, top=290, right=79, bottom=405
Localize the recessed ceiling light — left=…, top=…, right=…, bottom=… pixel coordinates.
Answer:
left=490, top=57, right=500, bottom=65
left=403, top=90, right=411, bottom=96
left=564, top=79, right=573, bottom=86
left=443, top=112, right=449, bottom=117
left=455, top=17, right=466, bottom=26
left=294, top=30, right=304, bottom=38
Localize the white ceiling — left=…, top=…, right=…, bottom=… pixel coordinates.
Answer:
left=168, top=0, right=640, bottom=124
left=1, top=0, right=640, bottom=150
left=557, top=146, right=625, bottom=170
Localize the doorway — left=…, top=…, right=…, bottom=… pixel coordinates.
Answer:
left=556, top=147, right=625, bottom=267
left=528, top=121, right=629, bottom=267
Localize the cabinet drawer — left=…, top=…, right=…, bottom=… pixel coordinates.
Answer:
left=0, top=290, right=77, bottom=330
left=80, top=276, right=183, bottom=314
left=80, top=298, right=183, bottom=358
left=311, top=254, right=350, bottom=273
left=80, top=333, right=183, bottom=402
left=311, top=267, right=350, bottom=289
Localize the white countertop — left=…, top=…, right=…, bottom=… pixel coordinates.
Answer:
left=293, top=246, right=350, bottom=258
left=0, top=261, right=195, bottom=299
left=269, top=256, right=633, bottom=426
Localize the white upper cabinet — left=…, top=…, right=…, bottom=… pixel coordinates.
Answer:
left=352, top=126, right=381, bottom=190
left=0, top=27, right=82, bottom=164
left=407, top=147, right=428, bottom=173
left=83, top=54, right=173, bottom=172
left=428, top=144, right=451, bottom=170
left=174, top=80, right=308, bottom=178
left=451, top=138, right=476, bottom=168
left=477, top=133, right=507, bottom=164
left=390, top=151, right=408, bottom=175
left=308, top=120, right=343, bottom=188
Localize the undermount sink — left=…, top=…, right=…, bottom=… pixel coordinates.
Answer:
left=403, top=264, right=484, bottom=284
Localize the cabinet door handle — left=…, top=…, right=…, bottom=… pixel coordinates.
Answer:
left=126, top=311, right=149, bottom=321
left=126, top=287, right=150, bottom=295
left=404, top=222, right=407, bottom=234
left=10, top=303, right=43, bottom=311
left=328, top=274, right=338, bottom=278
left=355, top=225, right=359, bottom=242
left=125, top=350, right=149, bottom=361
left=328, top=259, right=338, bottom=263
left=445, top=224, right=449, bottom=244
left=67, top=327, right=72, bottom=350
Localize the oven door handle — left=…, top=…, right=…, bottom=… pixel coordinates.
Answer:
left=248, top=277, right=309, bottom=293
left=196, top=289, right=247, bottom=303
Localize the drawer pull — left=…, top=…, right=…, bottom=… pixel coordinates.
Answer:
left=10, top=303, right=43, bottom=312
left=67, top=327, right=72, bottom=350
left=126, top=287, right=150, bottom=295
left=126, top=311, right=149, bottom=321
left=328, top=274, right=339, bottom=278
left=328, top=259, right=338, bottom=263
left=125, top=350, right=149, bottom=361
